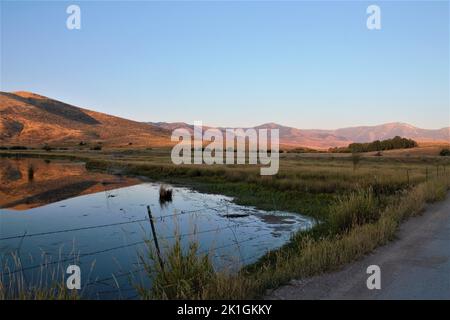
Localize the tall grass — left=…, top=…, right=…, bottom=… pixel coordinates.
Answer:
left=0, top=253, right=79, bottom=300
left=159, top=185, right=173, bottom=204
left=138, top=238, right=215, bottom=300
left=137, top=237, right=256, bottom=300
left=328, top=188, right=379, bottom=233
left=137, top=174, right=450, bottom=299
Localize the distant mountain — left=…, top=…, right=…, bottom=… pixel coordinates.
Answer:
left=150, top=122, right=450, bottom=149
left=253, top=123, right=351, bottom=149
left=148, top=122, right=351, bottom=149
left=333, top=122, right=450, bottom=143
left=0, top=91, right=171, bottom=147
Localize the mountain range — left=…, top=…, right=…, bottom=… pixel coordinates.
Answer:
left=149, top=122, right=450, bottom=149
left=1, top=91, right=448, bottom=149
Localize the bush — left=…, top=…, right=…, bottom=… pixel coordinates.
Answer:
left=27, top=164, right=35, bottom=181
left=139, top=237, right=216, bottom=299
left=328, top=188, right=379, bottom=233
left=439, top=148, right=450, bottom=156
left=8, top=146, right=28, bottom=150
left=351, top=153, right=361, bottom=171
left=90, top=145, right=102, bottom=151
left=42, top=144, right=52, bottom=152
left=159, top=185, right=173, bottom=204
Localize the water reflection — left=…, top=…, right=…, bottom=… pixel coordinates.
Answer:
left=0, top=158, right=140, bottom=210
left=0, top=158, right=314, bottom=299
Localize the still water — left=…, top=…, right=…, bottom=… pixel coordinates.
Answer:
left=0, top=158, right=314, bottom=299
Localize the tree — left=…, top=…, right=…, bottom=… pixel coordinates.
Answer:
left=351, top=153, right=361, bottom=171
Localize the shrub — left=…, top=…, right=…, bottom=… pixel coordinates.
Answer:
left=328, top=188, right=378, bottom=233
left=42, top=144, right=52, bottom=152
left=351, top=153, right=361, bottom=171
left=9, top=146, right=28, bottom=150
left=439, top=148, right=450, bottom=156
left=27, top=164, right=35, bottom=182
left=139, top=237, right=215, bottom=299
left=159, top=185, right=173, bottom=204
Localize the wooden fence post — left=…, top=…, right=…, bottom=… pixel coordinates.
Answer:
left=147, top=205, right=164, bottom=272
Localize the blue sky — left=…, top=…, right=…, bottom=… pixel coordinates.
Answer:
left=1, top=1, right=449, bottom=129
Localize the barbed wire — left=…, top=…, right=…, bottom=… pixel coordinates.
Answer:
left=0, top=203, right=233, bottom=241
left=0, top=217, right=261, bottom=276
left=1, top=202, right=284, bottom=301
left=84, top=233, right=271, bottom=289
left=0, top=218, right=150, bottom=241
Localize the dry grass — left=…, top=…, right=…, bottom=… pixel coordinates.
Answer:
left=159, top=185, right=173, bottom=204
left=136, top=174, right=450, bottom=299
left=0, top=253, right=79, bottom=300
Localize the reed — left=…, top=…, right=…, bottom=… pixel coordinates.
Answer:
left=159, top=185, right=173, bottom=204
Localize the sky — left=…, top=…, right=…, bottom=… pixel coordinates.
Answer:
left=1, top=0, right=449, bottom=129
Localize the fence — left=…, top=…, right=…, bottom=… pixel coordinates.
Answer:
left=0, top=202, right=279, bottom=298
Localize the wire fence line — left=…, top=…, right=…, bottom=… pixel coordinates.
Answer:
left=0, top=203, right=270, bottom=279
left=0, top=203, right=232, bottom=242
left=0, top=218, right=150, bottom=241
left=1, top=219, right=262, bottom=276
left=83, top=232, right=272, bottom=291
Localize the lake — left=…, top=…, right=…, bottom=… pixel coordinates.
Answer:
left=0, top=158, right=314, bottom=299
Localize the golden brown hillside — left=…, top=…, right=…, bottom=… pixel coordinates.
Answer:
left=0, top=91, right=172, bottom=148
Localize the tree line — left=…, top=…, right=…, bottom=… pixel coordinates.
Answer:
left=329, top=136, right=418, bottom=153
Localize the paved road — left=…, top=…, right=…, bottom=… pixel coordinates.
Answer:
left=267, top=194, right=450, bottom=299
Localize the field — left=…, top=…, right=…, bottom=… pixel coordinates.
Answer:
left=1, top=147, right=450, bottom=299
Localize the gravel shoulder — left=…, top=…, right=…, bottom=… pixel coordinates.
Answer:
left=266, top=194, right=450, bottom=300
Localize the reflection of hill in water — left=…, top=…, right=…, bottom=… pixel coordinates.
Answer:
left=0, top=158, right=140, bottom=210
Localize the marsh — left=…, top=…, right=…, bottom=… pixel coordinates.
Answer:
left=0, top=158, right=313, bottom=299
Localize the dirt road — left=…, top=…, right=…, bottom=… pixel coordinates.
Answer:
left=267, top=195, right=450, bottom=299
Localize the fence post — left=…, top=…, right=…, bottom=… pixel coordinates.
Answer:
left=406, top=169, right=410, bottom=186
left=147, top=205, right=164, bottom=272
left=426, top=168, right=428, bottom=181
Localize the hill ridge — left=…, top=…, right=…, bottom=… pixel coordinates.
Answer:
left=1, top=91, right=448, bottom=149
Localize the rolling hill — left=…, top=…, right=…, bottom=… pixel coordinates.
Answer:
left=0, top=91, right=171, bottom=147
